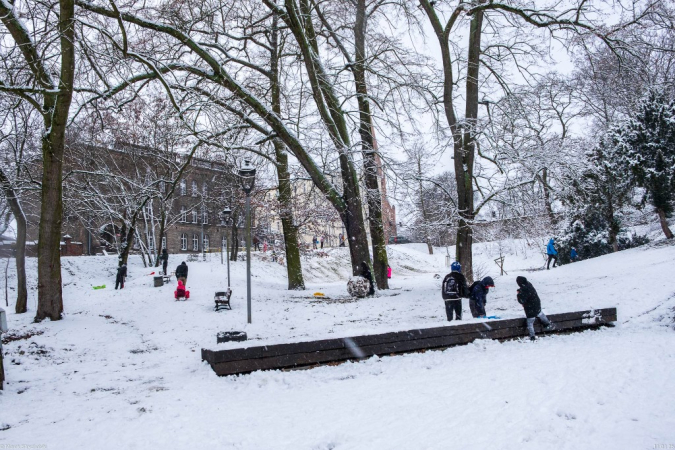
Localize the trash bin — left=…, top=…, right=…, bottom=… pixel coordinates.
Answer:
left=153, top=276, right=164, bottom=287
left=217, top=331, right=247, bottom=343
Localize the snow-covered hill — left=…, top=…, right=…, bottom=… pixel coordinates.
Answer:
left=1, top=240, right=675, bottom=449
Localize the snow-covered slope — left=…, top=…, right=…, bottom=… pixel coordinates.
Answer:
left=1, top=241, right=674, bottom=449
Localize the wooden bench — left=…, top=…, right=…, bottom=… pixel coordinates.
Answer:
left=202, top=307, right=617, bottom=376
left=187, top=254, right=199, bottom=262
left=214, top=288, right=232, bottom=311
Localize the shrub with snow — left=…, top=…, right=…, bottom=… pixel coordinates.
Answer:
left=347, top=276, right=370, bottom=298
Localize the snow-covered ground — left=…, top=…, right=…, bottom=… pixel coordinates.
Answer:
left=2, top=240, right=675, bottom=449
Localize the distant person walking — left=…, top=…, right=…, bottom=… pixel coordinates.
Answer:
left=160, top=248, right=169, bottom=275
left=339, top=234, right=346, bottom=247
left=442, top=262, right=469, bottom=321
left=360, top=261, right=375, bottom=296
left=312, top=236, right=318, bottom=250
left=175, top=261, right=189, bottom=285
left=546, top=238, right=558, bottom=269
left=320, top=235, right=325, bottom=249
left=115, top=263, right=127, bottom=290
left=253, top=235, right=261, bottom=251
left=387, top=265, right=392, bottom=279
left=570, top=247, right=579, bottom=262
left=516, top=276, right=555, bottom=341
left=469, top=276, right=495, bottom=318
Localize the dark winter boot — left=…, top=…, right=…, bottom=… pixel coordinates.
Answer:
left=530, top=336, right=536, bottom=341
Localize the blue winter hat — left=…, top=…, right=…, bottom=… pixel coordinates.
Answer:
left=451, top=261, right=461, bottom=272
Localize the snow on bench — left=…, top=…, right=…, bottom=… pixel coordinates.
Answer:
left=201, top=308, right=617, bottom=377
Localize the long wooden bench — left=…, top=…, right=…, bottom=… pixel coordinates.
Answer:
left=202, top=308, right=617, bottom=377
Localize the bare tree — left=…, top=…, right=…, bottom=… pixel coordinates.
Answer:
left=0, top=0, right=77, bottom=321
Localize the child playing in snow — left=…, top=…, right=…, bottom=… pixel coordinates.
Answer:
left=516, top=276, right=555, bottom=340
left=174, top=280, right=190, bottom=300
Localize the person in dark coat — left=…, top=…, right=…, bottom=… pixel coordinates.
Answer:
left=253, top=235, right=261, bottom=251
left=546, top=238, right=558, bottom=269
left=175, top=261, right=188, bottom=284
left=442, top=261, right=469, bottom=321
left=469, top=276, right=494, bottom=318
left=516, top=276, right=555, bottom=340
left=360, top=261, right=375, bottom=296
left=115, top=263, right=127, bottom=290
left=160, top=248, right=169, bottom=275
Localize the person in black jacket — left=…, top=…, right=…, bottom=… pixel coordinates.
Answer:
left=115, top=263, right=127, bottom=290
left=442, top=261, right=469, bottom=321
left=516, top=276, right=555, bottom=340
left=360, top=261, right=375, bottom=296
left=469, top=276, right=494, bottom=318
left=160, top=249, right=169, bottom=275
left=175, top=261, right=189, bottom=284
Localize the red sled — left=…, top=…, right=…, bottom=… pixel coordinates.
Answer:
left=174, top=280, right=190, bottom=301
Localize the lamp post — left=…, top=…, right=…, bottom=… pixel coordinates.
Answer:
left=239, top=159, right=256, bottom=324
left=220, top=206, right=232, bottom=289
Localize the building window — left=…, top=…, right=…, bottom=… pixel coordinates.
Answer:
left=202, top=206, right=208, bottom=224
left=180, top=206, right=187, bottom=223
left=192, top=180, right=198, bottom=197
left=161, top=236, right=167, bottom=251
left=193, top=234, right=199, bottom=251
left=222, top=235, right=227, bottom=249
left=180, top=180, right=186, bottom=196
left=181, top=233, right=187, bottom=250
left=192, top=210, right=198, bottom=223
left=203, top=234, right=209, bottom=251
left=159, top=181, right=166, bottom=194
left=203, top=183, right=208, bottom=198
left=148, top=235, right=154, bottom=250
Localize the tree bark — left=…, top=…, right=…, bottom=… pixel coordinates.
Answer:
left=454, top=8, right=484, bottom=284
left=541, top=167, right=555, bottom=224
left=0, top=170, right=27, bottom=313
left=270, top=13, right=304, bottom=290
left=657, top=208, right=674, bottom=239
left=34, top=0, right=76, bottom=322
left=354, top=0, right=388, bottom=289
left=279, top=0, right=372, bottom=277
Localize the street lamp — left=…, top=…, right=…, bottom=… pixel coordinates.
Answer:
left=239, top=159, right=256, bottom=324
left=220, top=206, right=232, bottom=289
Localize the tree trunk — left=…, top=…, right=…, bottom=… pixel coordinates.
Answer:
left=280, top=0, right=372, bottom=277
left=541, top=167, right=555, bottom=224
left=34, top=0, right=75, bottom=322
left=274, top=146, right=305, bottom=290
left=0, top=170, right=28, bottom=314
left=354, top=0, right=388, bottom=289
left=36, top=135, right=65, bottom=321
left=270, top=14, right=304, bottom=290
left=454, top=9, right=484, bottom=284
left=657, top=208, right=674, bottom=239
left=119, top=223, right=135, bottom=266
left=154, top=209, right=166, bottom=267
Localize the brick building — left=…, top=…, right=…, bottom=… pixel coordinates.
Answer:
left=25, top=143, right=239, bottom=257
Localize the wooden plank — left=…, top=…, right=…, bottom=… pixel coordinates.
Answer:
left=203, top=308, right=617, bottom=372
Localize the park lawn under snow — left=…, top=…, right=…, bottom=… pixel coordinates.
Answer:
left=1, top=239, right=675, bottom=449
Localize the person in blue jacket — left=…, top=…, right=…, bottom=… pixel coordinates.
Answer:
left=546, top=238, right=558, bottom=270
left=570, top=247, right=579, bottom=262
left=469, top=276, right=494, bottom=318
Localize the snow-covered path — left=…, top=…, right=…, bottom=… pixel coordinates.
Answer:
left=1, top=241, right=674, bottom=449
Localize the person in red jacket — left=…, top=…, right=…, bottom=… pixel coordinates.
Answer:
left=174, top=280, right=190, bottom=300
